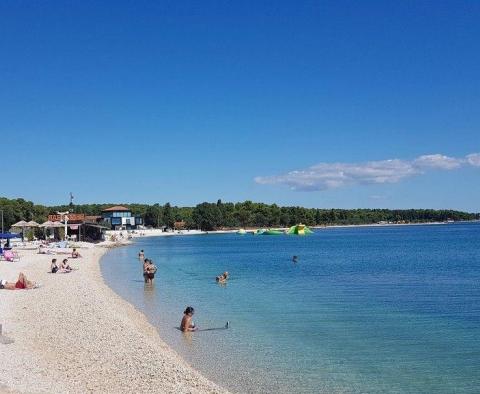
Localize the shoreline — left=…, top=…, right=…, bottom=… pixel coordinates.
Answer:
left=311, top=221, right=453, bottom=229
left=104, top=220, right=460, bottom=240
left=0, top=245, right=228, bottom=393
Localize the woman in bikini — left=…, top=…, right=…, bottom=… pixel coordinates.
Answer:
left=60, top=259, right=73, bottom=272
left=51, top=258, right=59, bottom=273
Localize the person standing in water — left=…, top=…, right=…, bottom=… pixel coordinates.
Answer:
left=180, top=306, right=197, bottom=332
left=143, top=258, right=150, bottom=283
left=144, top=259, right=157, bottom=284
left=138, top=250, right=145, bottom=260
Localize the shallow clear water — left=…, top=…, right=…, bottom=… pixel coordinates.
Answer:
left=101, top=223, right=480, bottom=393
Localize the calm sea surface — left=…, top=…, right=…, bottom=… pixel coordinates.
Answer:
left=101, top=223, right=480, bottom=393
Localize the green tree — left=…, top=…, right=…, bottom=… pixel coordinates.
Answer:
left=163, top=202, right=174, bottom=228
left=192, top=202, right=222, bottom=231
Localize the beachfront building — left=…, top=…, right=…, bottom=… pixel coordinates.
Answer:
left=101, top=206, right=143, bottom=230
left=47, top=213, right=106, bottom=242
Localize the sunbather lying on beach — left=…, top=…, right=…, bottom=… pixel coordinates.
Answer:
left=38, top=245, right=70, bottom=255
left=38, top=245, right=52, bottom=254
left=71, top=248, right=82, bottom=258
left=0, top=272, right=39, bottom=290
left=180, top=306, right=197, bottom=332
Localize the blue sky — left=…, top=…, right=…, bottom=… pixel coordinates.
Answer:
left=1, top=1, right=479, bottom=211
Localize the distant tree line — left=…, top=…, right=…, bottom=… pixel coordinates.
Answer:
left=0, top=197, right=478, bottom=232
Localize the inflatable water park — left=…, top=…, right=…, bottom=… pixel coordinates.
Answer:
left=287, top=224, right=314, bottom=235
left=237, top=224, right=313, bottom=236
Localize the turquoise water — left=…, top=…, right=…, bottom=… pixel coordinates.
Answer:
left=101, top=223, right=480, bottom=393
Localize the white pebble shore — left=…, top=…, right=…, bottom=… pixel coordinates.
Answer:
left=0, top=247, right=228, bottom=394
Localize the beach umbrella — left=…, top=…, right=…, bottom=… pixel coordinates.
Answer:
left=0, top=233, right=21, bottom=239
left=23, top=220, right=40, bottom=240
left=11, top=220, right=28, bottom=241
left=11, top=220, right=28, bottom=228
left=0, top=232, right=21, bottom=248
left=40, top=221, right=63, bottom=240
left=40, top=221, right=54, bottom=239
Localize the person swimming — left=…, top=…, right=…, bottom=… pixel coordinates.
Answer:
left=216, top=271, right=229, bottom=283
left=180, top=306, right=197, bottom=332
left=292, top=255, right=298, bottom=263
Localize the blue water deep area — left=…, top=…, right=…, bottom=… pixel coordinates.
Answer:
left=101, top=223, right=480, bottom=393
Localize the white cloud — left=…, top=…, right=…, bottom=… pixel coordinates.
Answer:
left=255, top=152, right=480, bottom=191
left=466, top=153, right=480, bottom=167
left=413, top=154, right=463, bottom=170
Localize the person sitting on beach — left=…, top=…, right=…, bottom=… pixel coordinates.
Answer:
left=180, top=306, right=197, bottom=332
left=0, top=272, right=39, bottom=290
left=60, top=258, right=73, bottom=272
left=138, top=250, right=145, bottom=260
left=71, top=248, right=82, bottom=258
left=51, top=258, right=59, bottom=273
left=144, top=259, right=157, bottom=284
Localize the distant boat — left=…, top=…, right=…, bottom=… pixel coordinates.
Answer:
left=287, top=224, right=313, bottom=235
left=254, top=229, right=266, bottom=235
left=237, top=229, right=247, bottom=235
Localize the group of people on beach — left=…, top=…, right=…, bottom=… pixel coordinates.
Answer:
left=39, top=245, right=82, bottom=258
left=50, top=258, right=75, bottom=273
left=1, top=246, right=83, bottom=290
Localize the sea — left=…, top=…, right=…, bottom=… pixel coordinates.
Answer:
left=100, top=222, right=480, bottom=393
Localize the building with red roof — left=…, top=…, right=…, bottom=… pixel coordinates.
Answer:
left=101, top=206, right=143, bottom=230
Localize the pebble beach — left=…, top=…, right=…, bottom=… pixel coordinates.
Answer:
left=0, top=245, right=227, bottom=394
